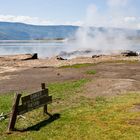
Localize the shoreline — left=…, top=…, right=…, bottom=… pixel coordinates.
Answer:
left=0, top=52, right=140, bottom=64
left=0, top=52, right=139, bottom=74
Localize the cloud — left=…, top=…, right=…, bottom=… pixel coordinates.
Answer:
left=124, top=16, right=137, bottom=22
left=64, top=21, right=83, bottom=26
left=107, top=0, right=129, bottom=7
left=0, top=15, right=83, bottom=26
left=83, top=0, right=140, bottom=29
left=0, top=15, right=56, bottom=25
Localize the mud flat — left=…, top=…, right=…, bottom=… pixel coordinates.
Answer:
left=0, top=53, right=140, bottom=95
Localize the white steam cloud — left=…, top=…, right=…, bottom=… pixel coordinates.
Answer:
left=66, top=0, right=140, bottom=57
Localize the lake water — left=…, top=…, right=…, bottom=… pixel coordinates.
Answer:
left=0, top=40, right=68, bottom=58
left=0, top=40, right=139, bottom=58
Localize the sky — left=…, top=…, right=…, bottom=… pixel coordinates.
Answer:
left=0, top=0, right=140, bottom=29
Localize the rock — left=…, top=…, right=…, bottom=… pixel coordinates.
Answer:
left=0, top=53, right=38, bottom=61
left=56, top=56, right=66, bottom=60
left=92, top=55, right=101, bottom=58
left=31, top=53, right=38, bottom=59
left=121, top=51, right=138, bottom=57
left=23, top=53, right=38, bottom=60
left=57, top=73, right=60, bottom=76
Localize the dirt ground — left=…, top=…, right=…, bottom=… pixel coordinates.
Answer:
left=84, top=62, right=140, bottom=98
left=0, top=55, right=140, bottom=97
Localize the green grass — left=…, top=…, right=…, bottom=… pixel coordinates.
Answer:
left=0, top=79, right=140, bottom=140
left=0, top=94, right=14, bottom=114
left=60, top=63, right=95, bottom=68
left=49, top=79, right=88, bottom=99
left=86, top=70, right=96, bottom=75
left=60, top=60, right=139, bottom=69
left=104, top=59, right=139, bottom=64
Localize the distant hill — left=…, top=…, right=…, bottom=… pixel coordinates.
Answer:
left=0, top=22, right=79, bottom=40
left=0, top=22, right=139, bottom=40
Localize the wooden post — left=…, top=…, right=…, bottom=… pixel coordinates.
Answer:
left=42, top=83, right=48, bottom=114
left=7, top=93, right=21, bottom=133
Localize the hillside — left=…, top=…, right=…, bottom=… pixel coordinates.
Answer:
left=0, top=22, right=79, bottom=40
left=0, top=22, right=140, bottom=40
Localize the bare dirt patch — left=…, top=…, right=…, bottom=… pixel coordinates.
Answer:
left=83, top=78, right=137, bottom=98
left=0, top=55, right=140, bottom=96
left=130, top=103, right=140, bottom=112
left=128, top=118, right=140, bottom=126
left=83, top=62, right=140, bottom=97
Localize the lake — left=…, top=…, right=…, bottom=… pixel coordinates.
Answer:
left=0, top=40, right=68, bottom=58
left=0, top=40, right=139, bottom=58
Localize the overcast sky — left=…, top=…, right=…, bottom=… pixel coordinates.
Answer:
left=0, top=0, right=139, bottom=29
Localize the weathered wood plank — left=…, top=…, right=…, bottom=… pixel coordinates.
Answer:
left=18, top=96, right=52, bottom=115
left=21, top=89, right=48, bottom=104
left=42, top=83, right=48, bottom=114
left=7, top=93, right=22, bottom=132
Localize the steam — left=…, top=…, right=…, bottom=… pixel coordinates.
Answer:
left=73, top=25, right=138, bottom=55
left=64, top=0, right=140, bottom=58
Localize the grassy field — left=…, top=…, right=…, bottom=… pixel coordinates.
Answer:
left=0, top=79, right=140, bottom=140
